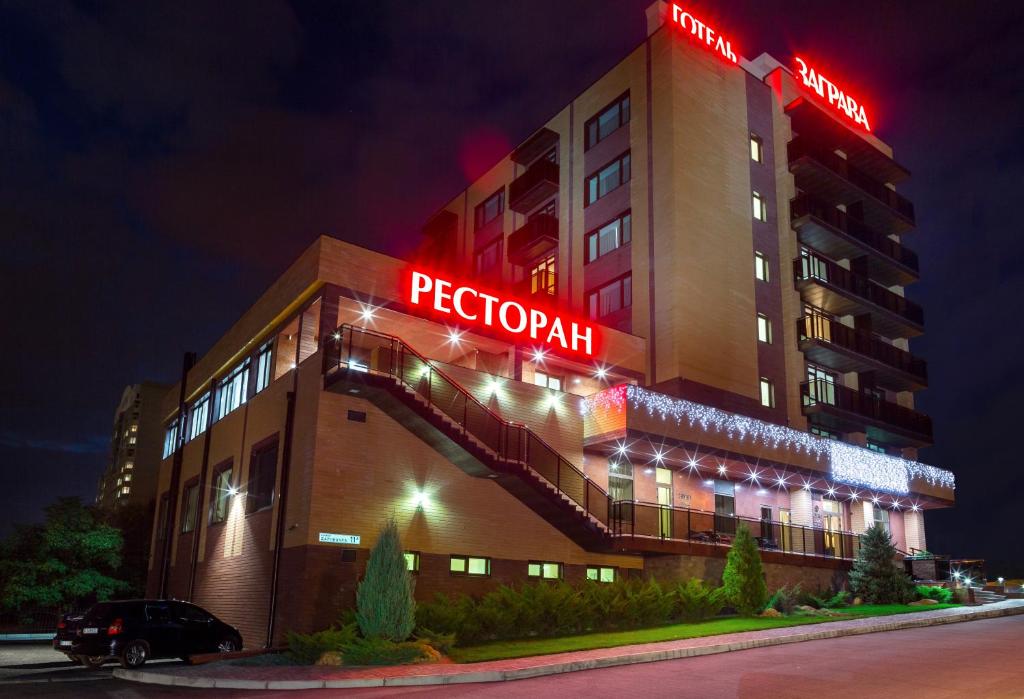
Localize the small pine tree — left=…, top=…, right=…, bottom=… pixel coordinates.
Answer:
left=722, top=524, right=769, bottom=615
left=849, top=523, right=915, bottom=604
left=356, top=518, right=416, bottom=641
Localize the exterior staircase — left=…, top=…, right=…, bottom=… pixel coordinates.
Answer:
left=322, top=324, right=613, bottom=550
left=970, top=586, right=1007, bottom=605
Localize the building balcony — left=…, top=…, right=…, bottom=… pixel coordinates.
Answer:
left=508, top=158, right=559, bottom=214
left=797, top=316, right=928, bottom=392
left=793, top=251, right=924, bottom=339
left=789, top=136, right=914, bottom=234
left=511, top=127, right=559, bottom=166
left=507, top=213, right=558, bottom=265
left=791, top=194, right=919, bottom=286
left=800, top=380, right=933, bottom=447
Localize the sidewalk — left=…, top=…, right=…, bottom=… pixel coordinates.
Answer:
left=114, top=600, right=1024, bottom=690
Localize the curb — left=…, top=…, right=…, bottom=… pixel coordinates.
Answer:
left=113, top=603, right=1024, bottom=690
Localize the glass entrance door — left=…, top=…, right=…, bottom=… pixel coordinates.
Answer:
left=714, top=480, right=736, bottom=536
left=656, top=467, right=672, bottom=538
left=822, top=499, right=842, bottom=557
left=779, top=508, right=792, bottom=550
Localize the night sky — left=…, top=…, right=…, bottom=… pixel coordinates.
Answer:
left=2, top=1, right=1022, bottom=574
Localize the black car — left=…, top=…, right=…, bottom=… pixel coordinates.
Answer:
left=53, top=599, right=243, bottom=668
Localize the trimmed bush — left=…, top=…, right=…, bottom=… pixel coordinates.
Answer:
left=915, top=585, right=953, bottom=603
left=767, top=585, right=801, bottom=615
left=849, top=524, right=915, bottom=604
left=341, top=637, right=431, bottom=666
left=675, top=578, right=725, bottom=622
left=722, top=525, right=769, bottom=615
left=356, top=518, right=416, bottom=642
left=286, top=624, right=358, bottom=665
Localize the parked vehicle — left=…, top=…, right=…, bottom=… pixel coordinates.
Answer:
left=53, top=599, right=242, bottom=668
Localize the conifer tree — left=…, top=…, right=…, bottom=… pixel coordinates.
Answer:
left=849, top=523, right=915, bottom=604
left=721, top=524, right=769, bottom=615
left=355, top=518, right=416, bottom=641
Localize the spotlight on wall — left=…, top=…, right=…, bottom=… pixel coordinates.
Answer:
left=594, top=366, right=608, bottom=380
left=532, top=348, right=547, bottom=363
left=227, top=486, right=239, bottom=497
left=359, top=306, right=377, bottom=322
left=910, top=503, right=920, bottom=512
left=331, top=332, right=341, bottom=341
left=447, top=329, right=463, bottom=345
left=545, top=392, right=560, bottom=409
left=487, top=378, right=503, bottom=397
left=412, top=491, right=431, bottom=510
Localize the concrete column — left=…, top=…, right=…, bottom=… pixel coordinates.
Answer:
left=904, top=510, right=927, bottom=554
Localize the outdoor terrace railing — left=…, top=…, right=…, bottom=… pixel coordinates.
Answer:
left=323, top=324, right=611, bottom=529
left=612, top=500, right=862, bottom=560
left=797, top=315, right=928, bottom=384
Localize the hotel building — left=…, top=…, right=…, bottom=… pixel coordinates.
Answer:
left=146, top=2, right=955, bottom=646
left=96, top=382, right=170, bottom=510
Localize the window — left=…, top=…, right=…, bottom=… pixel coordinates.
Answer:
left=866, top=441, right=886, bottom=454
left=180, top=481, right=200, bottom=534
left=474, top=238, right=502, bottom=275
left=123, top=473, right=132, bottom=482
left=209, top=462, right=233, bottom=524
left=587, top=273, right=632, bottom=319
left=757, top=314, right=772, bottom=344
left=474, top=189, right=504, bottom=230
left=533, top=370, right=562, bottom=391
left=585, top=212, right=632, bottom=263
left=255, top=342, right=273, bottom=394
left=810, top=426, right=840, bottom=440
left=527, top=561, right=563, bottom=580
left=450, top=555, right=490, bottom=576
left=873, top=505, right=891, bottom=534
left=759, top=378, right=775, bottom=408
left=750, top=134, right=764, bottom=163
left=752, top=192, right=767, bottom=222
left=404, top=552, right=420, bottom=573
left=128, top=436, right=137, bottom=445
left=585, top=92, right=630, bottom=150
left=129, top=424, right=138, bottom=433
left=187, top=392, right=210, bottom=442
left=246, top=441, right=279, bottom=514
left=585, top=152, right=631, bottom=205
left=586, top=566, right=616, bottom=583
left=162, top=420, right=179, bottom=458
left=124, top=461, right=133, bottom=471
left=121, top=486, right=130, bottom=495
left=532, top=199, right=556, bottom=218
left=754, top=252, right=769, bottom=282
left=608, top=460, right=634, bottom=501
left=215, top=359, right=250, bottom=421
left=806, top=364, right=837, bottom=405
left=800, top=248, right=829, bottom=281
left=529, top=255, right=556, bottom=296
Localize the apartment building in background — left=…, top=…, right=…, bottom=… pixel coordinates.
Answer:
left=96, top=382, right=170, bottom=511
left=146, top=1, right=954, bottom=646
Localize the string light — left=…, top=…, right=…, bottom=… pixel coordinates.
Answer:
left=584, top=385, right=955, bottom=495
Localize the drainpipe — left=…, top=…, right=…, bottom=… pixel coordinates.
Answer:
left=265, top=389, right=296, bottom=647
left=159, top=351, right=196, bottom=599
left=186, top=380, right=215, bottom=600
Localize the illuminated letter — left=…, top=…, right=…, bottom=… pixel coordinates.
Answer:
left=479, top=292, right=499, bottom=326
left=453, top=286, right=478, bottom=321
left=546, top=317, right=567, bottom=349
left=499, top=301, right=527, bottom=334
left=410, top=271, right=432, bottom=306
left=434, top=279, right=452, bottom=314
left=672, top=4, right=682, bottom=23
left=571, top=323, right=593, bottom=356
left=529, top=308, right=548, bottom=340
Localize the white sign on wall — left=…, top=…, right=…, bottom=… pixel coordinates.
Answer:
left=319, top=532, right=360, bottom=545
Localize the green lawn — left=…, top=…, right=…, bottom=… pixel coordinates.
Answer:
left=448, top=604, right=959, bottom=663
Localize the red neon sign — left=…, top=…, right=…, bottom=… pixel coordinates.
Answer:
left=669, top=4, right=738, bottom=64
left=407, top=270, right=598, bottom=358
left=794, top=57, right=872, bottom=132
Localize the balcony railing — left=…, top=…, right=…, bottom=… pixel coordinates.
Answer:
left=794, top=251, right=924, bottom=329
left=507, top=213, right=558, bottom=265
left=509, top=158, right=559, bottom=214
left=612, top=501, right=861, bottom=560
left=800, top=379, right=933, bottom=442
left=791, top=194, right=919, bottom=274
left=798, top=316, right=928, bottom=387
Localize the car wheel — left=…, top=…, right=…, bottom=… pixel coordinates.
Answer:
left=217, top=638, right=239, bottom=653
left=82, top=655, right=107, bottom=670
left=119, top=641, right=149, bottom=669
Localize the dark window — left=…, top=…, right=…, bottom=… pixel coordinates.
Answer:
left=585, top=93, right=630, bottom=150
left=145, top=603, right=173, bottom=624
left=585, top=152, right=631, bottom=206
left=246, top=441, right=279, bottom=514
left=347, top=410, right=367, bottom=423
left=585, top=211, right=632, bottom=263
left=175, top=603, right=212, bottom=623
left=209, top=462, right=233, bottom=524
left=474, top=189, right=504, bottom=230
left=531, top=199, right=556, bottom=219
left=587, top=273, right=632, bottom=319
left=474, top=238, right=502, bottom=275
left=180, top=481, right=200, bottom=534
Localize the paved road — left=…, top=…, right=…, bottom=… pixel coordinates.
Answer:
left=3, top=615, right=1023, bottom=697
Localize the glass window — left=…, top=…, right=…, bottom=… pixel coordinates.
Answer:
left=533, top=370, right=561, bottom=391
left=754, top=252, right=769, bottom=282
left=180, top=482, right=200, bottom=534
left=873, top=505, right=891, bottom=534
left=586, top=152, right=631, bottom=206
left=866, top=441, right=886, bottom=454
left=586, top=566, right=616, bottom=583
left=757, top=314, right=772, bottom=344
left=806, top=364, right=837, bottom=405
left=585, top=93, right=630, bottom=150
left=187, top=392, right=210, bottom=442
left=474, top=189, right=504, bottom=230
left=404, top=552, right=420, bottom=573
left=209, top=463, right=233, bottom=524
left=587, top=274, right=632, bottom=320
left=800, top=248, right=829, bottom=282
left=255, top=342, right=273, bottom=394
left=810, top=426, right=840, bottom=440
left=474, top=238, right=502, bottom=275
left=450, top=555, right=490, bottom=576
left=750, top=134, right=764, bottom=163
left=527, top=561, right=563, bottom=579
left=529, top=255, right=556, bottom=296
left=759, top=378, right=775, bottom=408
left=752, top=192, right=767, bottom=222
left=246, top=441, right=278, bottom=514
left=585, top=212, right=632, bottom=263
left=215, top=359, right=250, bottom=421
left=162, top=421, right=179, bottom=458
left=608, top=460, right=634, bottom=501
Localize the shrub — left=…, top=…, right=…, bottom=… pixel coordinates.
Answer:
left=722, top=525, right=769, bottom=615
left=915, top=585, right=953, bottom=603
left=675, top=578, right=725, bottom=622
left=342, top=637, right=430, bottom=666
left=849, top=524, right=915, bottom=604
left=767, top=585, right=801, bottom=615
left=804, top=588, right=850, bottom=609
left=286, top=624, right=358, bottom=665
left=356, top=518, right=416, bottom=641
left=414, top=628, right=457, bottom=654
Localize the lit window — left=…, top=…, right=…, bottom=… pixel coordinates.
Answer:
left=872, top=505, right=891, bottom=534
left=810, top=426, right=840, bottom=441
left=124, top=473, right=132, bottom=482
left=215, top=359, right=250, bottom=421
left=450, top=555, right=490, bottom=576
left=124, top=461, right=133, bottom=471
left=533, top=370, right=561, bottom=391
left=128, top=436, right=137, bottom=445
left=527, top=561, right=563, bottom=580
left=757, top=314, right=772, bottom=344
left=188, top=392, right=210, bottom=442
left=806, top=364, right=837, bottom=405
left=586, top=152, right=631, bottom=206
left=587, top=273, right=632, bottom=320
left=404, top=552, right=420, bottom=573
left=759, top=378, right=775, bottom=408
left=586, top=566, right=616, bottom=583
left=255, top=342, right=273, bottom=394
left=162, top=421, right=180, bottom=458
left=180, top=482, right=200, bottom=534
left=750, top=134, right=764, bottom=163
left=209, top=463, right=233, bottom=524
left=866, top=441, right=886, bottom=454
left=121, top=486, right=130, bottom=495
left=752, top=192, right=768, bottom=222
left=117, top=477, right=123, bottom=486
left=529, top=255, right=556, bottom=296
left=474, top=238, right=502, bottom=275
left=130, top=424, right=138, bottom=433
left=474, top=189, right=504, bottom=230
left=608, top=461, right=634, bottom=501
left=585, top=212, right=632, bottom=263
left=585, top=93, right=630, bottom=150
left=754, top=252, right=769, bottom=282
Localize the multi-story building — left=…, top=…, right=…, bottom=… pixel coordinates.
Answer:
left=96, top=382, right=170, bottom=510
left=146, top=1, right=954, bottom=647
